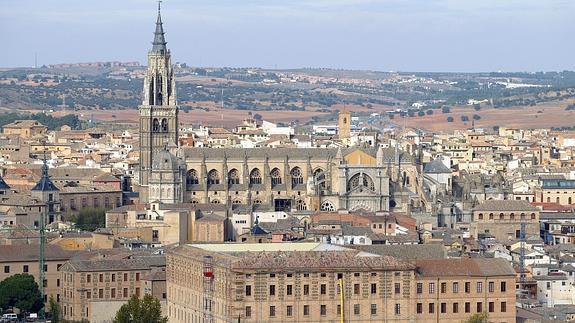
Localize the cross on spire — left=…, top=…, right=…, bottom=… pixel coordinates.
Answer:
left=151, top=1, right=167, bottom=53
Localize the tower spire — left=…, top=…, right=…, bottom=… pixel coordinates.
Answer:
left=151, top=1, right=167, bottom=53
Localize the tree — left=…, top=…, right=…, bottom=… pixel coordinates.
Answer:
left=113, top=294, right=167, bottom=323
left=442, top=106, right=451, bottom=114
left=465, top=313, right=488, bottom=323
left=447, top=116, right=454, bottom=122
left=426, top=109, right=434, bottom=116
left=417, top=111, right=425, bottom=117
left=0, top=274, right=43, bottom=314
left=48, top=295, right=60, bottom=323
left=461, top=115, right=469, bottom=122
left=473, top=104, right=481, bottom=111
left=74, top=207, right=106, bottom=231
left=473, top=114, right=481, bottom=120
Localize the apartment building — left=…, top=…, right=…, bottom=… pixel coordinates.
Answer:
left=166, top=243, right=516, bottom=323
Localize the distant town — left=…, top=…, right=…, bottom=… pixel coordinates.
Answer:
left=1, top=3, right=575, bottom=323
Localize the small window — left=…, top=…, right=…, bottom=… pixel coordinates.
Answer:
left=354, top=304, right=360, bottom=315
left=4, top=266, right=9, bottom=274
left=371, top=304, right=377, bottom=315
left=269, top=306, right=276, bottom=317
left=416, top=303, right=423, bottom=314
left=395, top=304, right=401, bottom=315
left=245, top=306, right=251, bottom=318
left=245, top=285, right=252, bottom=296
left=286, top=305, right=293, bottom=317
left=303, top=305, right=310, bottom=316
left=320, top=305, right=327, bottom=316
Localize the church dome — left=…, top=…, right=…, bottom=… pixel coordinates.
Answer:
left=152, top=149, right=179, bottom=171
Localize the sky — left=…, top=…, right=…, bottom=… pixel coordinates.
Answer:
left=1, top=0, right=574, bottom=72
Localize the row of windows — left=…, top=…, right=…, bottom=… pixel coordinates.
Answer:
left=186, top=167, right=324, bottom=187
left=4, top=263, right=62, bottom=274
left=416, top=281, right=507, bottom=294
left=246, top=282, right=404, bottom=297
left=477, top=213, right=536, bottom=220
left=85, top=272, right=140, bottom=283
left=416, top=301, right=507, bottom=314
left=246, top=303, right=401, bottom=318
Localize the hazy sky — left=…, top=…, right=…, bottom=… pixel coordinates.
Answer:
left=1, top=0, right=574, bottom=72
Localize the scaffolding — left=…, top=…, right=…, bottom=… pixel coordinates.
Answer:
left=203, top=255, right=214, bottom=323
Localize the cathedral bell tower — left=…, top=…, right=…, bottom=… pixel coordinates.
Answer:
left=139, top=2, right=179, bottom=189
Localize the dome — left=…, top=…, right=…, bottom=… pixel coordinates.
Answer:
left=152, top=148, right=179, bottom=171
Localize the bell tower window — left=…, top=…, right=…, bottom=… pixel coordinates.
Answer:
left=161, top=119, right=168, bottom=132
left=152, top=118, right=160, bottom=132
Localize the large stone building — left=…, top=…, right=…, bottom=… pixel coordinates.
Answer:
left=135, top=7, right=425, bottom=216
left=470, top=200, right=540, bottom=241
left=166, top=243, right=516, bottom=323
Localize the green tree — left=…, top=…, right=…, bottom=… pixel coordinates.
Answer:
left=465, top=313, right=488, bottom=323
left=48, top=295, right=60, bottom=323
left=442, top=106, right=451, bottom=114
left=0, top=274, right=43, bottom=314
left=447, top=116, right=454, bottom=122
left=426, top=109, right=434, bottom=115
left=74, top=207, right=106, bottom=231
left=113, top=294, right=167, bottom=323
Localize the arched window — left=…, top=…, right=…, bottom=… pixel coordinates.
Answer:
left=509, top=213, right=515, bottom=220
left=569, top=197, right=573, bottom=204
left=314, top=168, right=326, bottom=190
left=520, top=213, right=526, bottom=220
left=556, top=197, right=560, bottom=204
left=347, top=173, right=375, bottom=191
left=250, top=168, right=262, bottom=185
left=296, top=199, right=307, bottom=211
left=208, top=169, right=220, bottom=185
left=531, top=213, right=536, bottom=220
left=186, top=169, right=199, bottom=187
left=291, top=167, right=303, bottom=186
left=547, top=197, right=551, bottom=203
left=270, top=168, right=282, bottom=186
left=228, top=169, right=240, bottom=185
left=478, top=213, right=484, bottom=220
left=320, top=200, right=336, bottom=212
left=152, top=118, right=160, bottom=132
left=499, top=213, right=504, bottom=220
left=161, top=118, right=168, bottom=132
left=489, top=213, right=494, bottom=220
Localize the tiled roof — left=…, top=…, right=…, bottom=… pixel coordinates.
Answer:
left=0, top=245, right=78, bottom=262
left=474, top=200, right=539, bottom=212
left=63, top=255, right=165, bottom=272
left=416, top=258, right=515, bottom=277
left=349, top=244, right=447, bottom=260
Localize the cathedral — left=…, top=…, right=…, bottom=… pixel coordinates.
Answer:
left=138, top=6, right=424, bottom=214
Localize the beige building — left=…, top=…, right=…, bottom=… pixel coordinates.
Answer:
left=59, top=250, right=165, bottom=322
left=536, top=179, right=575, bottom=206
left=2, top=120, right=48, bottom=138
left=471, top=200, right=540, bottom=241
left=0, top=245, right=77, bottom=304
left=166, top=243, right=516, bottom=323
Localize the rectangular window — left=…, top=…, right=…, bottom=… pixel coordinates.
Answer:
left=269, top=306, right=276, bottom=317
left=23, top=265, right=29, bottom=273
left=99, top=274, right=103, bottom=283
left=416, top=283, right=423, bottom=294
left=488, top=281, right=494, bottom=293
left=123, top=273, right=128, bottom=281
left=123, top=288, right=128, bottom=298
left=87, top=274, right=91, bottom=283
left=453, top=282, right=459, bottom=293
left=98, top=289, right=103, bottom=299
left=303, top=305, right=310, bottom=316
left=371, top=283, right=377, bottom=294
left=465, top=302, right=470, bottom=313
left=453, top=302, right=459, bottom=313
left=441, top=303, right=446, bottom=314
left=57, top=279, right=60, bottom=287
left=395, top=304, right=401, bottom=315
left=111, top=288, right=116, bottom=298
left=269, top=285, right=275, bottom=296
left=87, top=291, right=91, bottom=299
left=354, top=283, right=360, bottom=295
left=429, top=282, right=435, bottom=294
left=489, top=302, right=494, bottom=313
left=465, top=282, right=470, bottom=293
left=3, top=266, right=9, bottom=273
left=304, top=284, right=309, bottom=295
left=111, top=274, right=116, bottom=282
left=501, top=302, right=507, bottom=312
left=371, top=304, right=377, bottom=315
left=286, top=305, right=293, bottom=317
left=477, top=282, right=483, bottom=293
left=135, top=287, right=140, bottom=297
left=477, top=302, right=482, bottom=313
left=416, top=303, right=423, bottom=314
left=501, top=281, right=507, bottom=292
left=245, top=306, right=251, bottom=318
left=245, top=285, right=252, bottom=296
left=321, top=284, right=326, bottom=295
left=337, top=305, right=341, bottom=315
left=429, top=303, right=435, bottom=314
left=354, top=304, right=360, bottom=315
left=395, top=283, right=401, bottom=294
left=136, top=273, right=140, bottom=281
left=441, top=282, right=447, bottom=293
left=287, top=284, right=293, bottom=296
left=320, top=305, right=327, bottom=316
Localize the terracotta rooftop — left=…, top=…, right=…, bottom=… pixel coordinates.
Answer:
left=415, top=258, right=515, bottom=277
